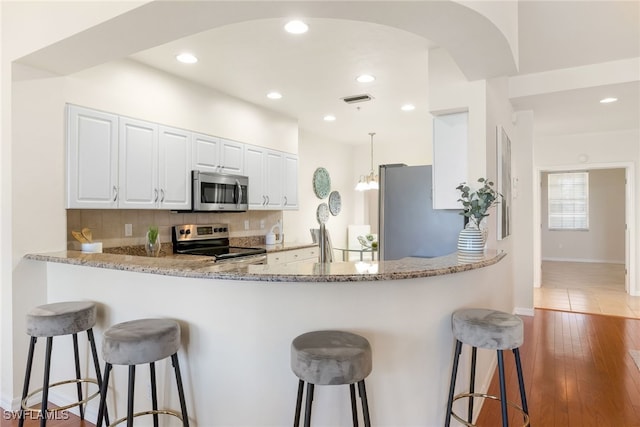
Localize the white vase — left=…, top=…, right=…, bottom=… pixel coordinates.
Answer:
left=457, top=223, right=485, bottom=254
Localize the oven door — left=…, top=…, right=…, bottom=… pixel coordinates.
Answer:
left=192, top=170, right=248, bottom=212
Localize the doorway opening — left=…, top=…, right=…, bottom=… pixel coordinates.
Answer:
left=533, top=163, right=638, bottom=317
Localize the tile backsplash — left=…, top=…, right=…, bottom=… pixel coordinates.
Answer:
left=67, top=209, right=283, bottom=249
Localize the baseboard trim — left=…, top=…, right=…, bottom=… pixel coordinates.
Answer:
left=514, top=307, right=535, bottom=317
left=542, top=257, right=624, bottom=264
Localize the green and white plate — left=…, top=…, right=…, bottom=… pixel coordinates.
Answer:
left=313, top=167, right=331, bottom=199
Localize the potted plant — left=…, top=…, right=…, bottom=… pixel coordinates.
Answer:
left=145, top=225, right=161, bottom=257
left=456, top=178, right=501, bottom=254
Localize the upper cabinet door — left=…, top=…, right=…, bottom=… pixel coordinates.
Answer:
left=159, top=126, right=192, bottom=210
left=67, top=105, right=119, bottom=208
left=282, top=153, right=299, bottom=210
left=219, top=138, right=244, bottom=175
left=192, top=132, right=220, bottom=173
left=118, top=117, right=158, bottom=209
left=244, top=144, right=266, bottom=209
left=432, top=111, right=468, bottom=209
left=264, top=149, right=283, bottom=209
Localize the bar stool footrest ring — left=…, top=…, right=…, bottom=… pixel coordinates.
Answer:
left=451, top=392, right=530, bottom=427
left=22, top=378, right=100, bottom=413
left=108, top=409, right=184, bottom=427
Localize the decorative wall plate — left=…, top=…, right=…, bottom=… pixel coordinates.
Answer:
left=313, top=167, right=331, bottom=199
left=328, top=191, right=341, bottom=216
left=316, top=203, right=330, bottom=224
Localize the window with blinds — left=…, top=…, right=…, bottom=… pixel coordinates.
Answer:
left=548, top=172, right=589, bottom=230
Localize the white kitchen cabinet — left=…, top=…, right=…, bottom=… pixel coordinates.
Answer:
left=264, top=150, right=283, bottom=209
left=245, top=145, right=284, bottom=210
left=192, top=133, right=244, bottom=175
left=118, top=117, right=159, bottom=209
left=66, top=105, right=119, bottom=208
left=245, top=144, right=267, bottom=209
left=282, top=153, right=299, bottom=210
left=432, top=111, right=468, bottom=209
left=158, top=126, right=192, bottom=210
left=267, top=246, right=319, bottom=265
left=119, top=120, right=191, bottom=209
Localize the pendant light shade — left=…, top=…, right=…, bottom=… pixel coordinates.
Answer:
left=355, top=132, right=378, bottom=191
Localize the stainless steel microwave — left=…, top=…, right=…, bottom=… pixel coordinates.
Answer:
left=192, top=170, right=248, bottom=212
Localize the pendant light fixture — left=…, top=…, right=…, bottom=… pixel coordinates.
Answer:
left=355, top=132, right=379, bottom=191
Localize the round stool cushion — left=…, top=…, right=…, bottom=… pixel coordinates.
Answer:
left=452, top=309, right=523, bottom=350
left=26, top=301, right=97, bottom=337
left=291, top=330, right=372, bottom=385
left=102, top=318, right=181, bottom=365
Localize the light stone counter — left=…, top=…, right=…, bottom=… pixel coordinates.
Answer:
left=25, top=250, right=505, bottom=282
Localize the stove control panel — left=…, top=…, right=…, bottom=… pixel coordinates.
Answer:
left=173, top=223, right=230, bottom=241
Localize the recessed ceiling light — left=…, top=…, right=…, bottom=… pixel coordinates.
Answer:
left=323, top=115, right=336, bottom=122
left=401, top=104, right=416, bottom=111
left=176, top=53, right=198, bottom=64
left=356, top=74, right=375, bottom=83
left=267, top=92, right=283, bottom=100
left=284, top=20, right=308, bottom=34
left=600, top=97, right=618, bottom=104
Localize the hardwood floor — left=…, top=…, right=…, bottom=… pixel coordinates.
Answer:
left=476, top=309, right=640, bottom=426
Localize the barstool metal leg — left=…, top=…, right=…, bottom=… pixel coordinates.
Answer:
left=19, top=337, right=37, bottom=427
left=87, top=329, right=109, bottom=426
left=513, top=348, right=530, bottom=422
left=469, top=346, right=477, bottom=424
left=497, top=350, right=509, bottom=427
left=171, top=353, right=190, bottom=427
left=96, top=363, right=111, bottom=427
left=127, top=365, right=135, bottom=427
left=294, top=380, right=304, bottom=427
left=357, top=380, right=371, bottom=427
left=350, top=383, right=359, bottom=427
left=445, top=339, right=462, bottom=427
left=72, top=333, right=85, bottom=420
left=303, top=383, right=314, bottom=427
left=150, top=362, right=159, bottom=427
left=39, top=337, right=53, bottom=427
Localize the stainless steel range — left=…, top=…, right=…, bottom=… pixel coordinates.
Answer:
left=172, top=223, right=266, bottom=264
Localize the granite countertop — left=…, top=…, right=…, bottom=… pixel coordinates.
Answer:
left=25, top=250, right=506, bottom=283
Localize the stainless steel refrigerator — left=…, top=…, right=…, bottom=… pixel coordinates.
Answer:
left=378, top=164, right=463, bottom=260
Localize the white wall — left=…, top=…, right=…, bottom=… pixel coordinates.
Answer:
left=541, top=169, right=626, bottom=263
left=283, top=130, right=355, bottom=252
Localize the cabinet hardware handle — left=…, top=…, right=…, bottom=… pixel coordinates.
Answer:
left=284, top=196, right=288, bottom=206
left=160, top=189, right=165, bottom=202
left=262, top=195, right=266, bottom=205
left=154, top=189, right=159, bottom=203
left=266, top=196, right=270, bottom=205
left=112, top=186, right=118, bottom=202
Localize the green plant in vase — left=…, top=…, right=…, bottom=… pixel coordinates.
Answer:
left=456, top=178, right=501, bottom=256
left=456, top=178, right=501, bottom=228
left=146, top=225, right=161, bottom=257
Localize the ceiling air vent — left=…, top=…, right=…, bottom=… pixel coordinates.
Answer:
left=341, top=94, right=374, bottom=104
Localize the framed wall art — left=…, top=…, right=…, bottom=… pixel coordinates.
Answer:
left=497, top=126, right=512, bottom=240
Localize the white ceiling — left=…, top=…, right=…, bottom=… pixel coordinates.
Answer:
left=126, top=1, right=639, bottom=144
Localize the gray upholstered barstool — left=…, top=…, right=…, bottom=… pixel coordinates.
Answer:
left=291, top=330, right=372, bottom=427
left=445, top=309, right=530, bottom=427
left=96, top=318, right=188, bottom=427
left=19, top=301, right=109, bottom=427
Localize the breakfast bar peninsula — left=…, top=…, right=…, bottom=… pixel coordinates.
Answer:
left=25, top=250, right=509, bottom=426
